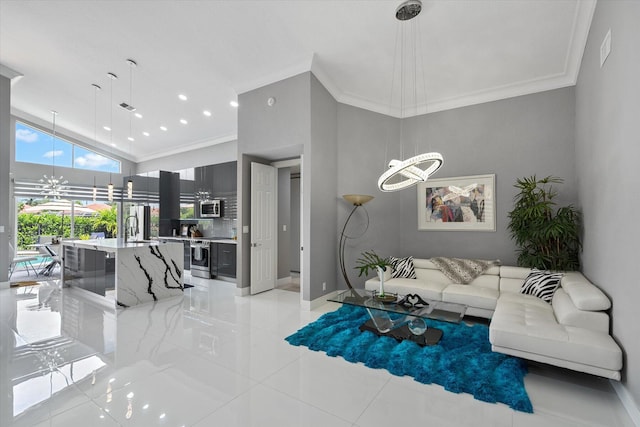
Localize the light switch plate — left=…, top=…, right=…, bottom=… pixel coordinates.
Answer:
left=243, top=225, right=249, bottom=234
left=283, top=225, right=287, bottom=232
left=0, top=225, right=4, bottom=233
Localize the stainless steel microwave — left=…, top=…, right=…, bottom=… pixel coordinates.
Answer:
left=200, top=200, right=221, bottom=217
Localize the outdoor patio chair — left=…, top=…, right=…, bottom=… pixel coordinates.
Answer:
left=9, top=242, right=39, bottom=279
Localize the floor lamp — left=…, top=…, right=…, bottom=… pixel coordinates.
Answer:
left=339, top=194, right=374, bottom=291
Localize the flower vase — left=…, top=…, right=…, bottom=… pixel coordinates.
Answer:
left=376, top=266, right=386, bottom=296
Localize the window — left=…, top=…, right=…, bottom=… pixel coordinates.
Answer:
left=15, top=121, right=120, bottom=173
left=74, top=145, right=120, bottom=172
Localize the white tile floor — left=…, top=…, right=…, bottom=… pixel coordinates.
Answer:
left=0, top=273, right=635, bottom=427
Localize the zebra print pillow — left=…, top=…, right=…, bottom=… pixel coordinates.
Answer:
left=390, top=256, right=417, bottom=279
left=520, top=269, right=563, bottom=303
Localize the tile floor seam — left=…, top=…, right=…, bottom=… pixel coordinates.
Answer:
left=257, top=381, right=356, bottom=426
left=351, top=373, right=393, bottom=426
left=187, top=382, right=259, bottom=426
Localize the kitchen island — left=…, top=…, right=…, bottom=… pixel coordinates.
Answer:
left=61, top=238, right=184, bottom=307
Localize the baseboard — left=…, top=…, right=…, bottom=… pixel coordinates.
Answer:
left=611, top=380, right=640, bottom=426
left=277, top=276, right=292, bottom=286
left=300, top=290, right=339, bottom=311
left=236, top=286, right=250, bottom=297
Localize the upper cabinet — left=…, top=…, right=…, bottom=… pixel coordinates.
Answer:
left=213, top=161, right=237, bottom=195
left=195, top=161, right=237, bottom=199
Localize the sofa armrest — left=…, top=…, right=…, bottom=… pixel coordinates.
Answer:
left=552, top=289, right=610, bottom=333
left=561, top=272, right=611, bottom=311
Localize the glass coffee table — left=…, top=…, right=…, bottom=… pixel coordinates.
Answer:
left=329, top=288, right=467, bottom=346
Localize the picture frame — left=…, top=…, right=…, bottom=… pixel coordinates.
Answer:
left=417, top=174, right=496, bottom=231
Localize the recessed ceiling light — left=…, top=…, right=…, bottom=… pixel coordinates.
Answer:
left=111, top=143, right=117, bottom=147
left=203, top=110, right=212, bottom=117
left=230, top=101, right=239, bottom=108
left=178, top=94, right=187, bottom=101
left=142, top=131, right=150, bottom=136
left=180, top=119, right=188, bottom=125
left=103, top=126, right=111, bottom=131
left=127, top=136, right=135, bottom=142
left=160, top=126, right=167, bottom=131
left=134, top=113, right=143, bottom=119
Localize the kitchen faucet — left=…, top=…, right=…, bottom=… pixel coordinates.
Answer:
left=124, top=213, right=139, bottom=243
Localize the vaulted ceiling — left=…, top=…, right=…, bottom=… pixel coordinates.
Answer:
left=0, top=0, right=595, bottom=162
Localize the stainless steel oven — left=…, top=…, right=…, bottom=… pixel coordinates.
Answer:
left=190, top=240, right=211, bottom=278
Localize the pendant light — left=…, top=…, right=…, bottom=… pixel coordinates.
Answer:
left=126, top=59, right=137, bottom=199
left=91, top=83, right=101, bottom=202
left=107, top=72, right=118, bottom=202
left=38, top=110, right=69, bottom=199
left=377, top=0, right=443, bottom=192
left=195, top=166, right=210, bottom=202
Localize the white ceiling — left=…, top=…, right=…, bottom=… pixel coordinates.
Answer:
left=0, top=0, right=595, bottom=163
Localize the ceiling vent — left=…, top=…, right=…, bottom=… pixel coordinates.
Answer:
left=119, top=102, right=136, bottom=112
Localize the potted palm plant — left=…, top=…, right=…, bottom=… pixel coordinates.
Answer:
left=507, top=175, right=581, bottom=271
left=355, top=250, right=394, bottom=299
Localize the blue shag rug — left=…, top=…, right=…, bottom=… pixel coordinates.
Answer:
left=285, top=305, right=532, bottom=413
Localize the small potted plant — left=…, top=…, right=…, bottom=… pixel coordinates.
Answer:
left=355, top=251, right=394, bottom=300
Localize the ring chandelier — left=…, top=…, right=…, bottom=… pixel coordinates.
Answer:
left=377, top=0, right=444, bottom=192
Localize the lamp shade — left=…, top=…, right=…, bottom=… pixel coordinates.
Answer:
left=343, top=194, right=374, bottom=206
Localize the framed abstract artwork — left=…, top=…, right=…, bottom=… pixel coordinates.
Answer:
left=417, top=174, right=496, bottom=231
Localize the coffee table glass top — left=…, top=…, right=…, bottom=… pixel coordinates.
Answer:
left=329, top=289, right=467, bottom=324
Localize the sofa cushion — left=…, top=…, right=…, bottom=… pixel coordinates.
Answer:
left=520, top=269, right=563, bottom=303
left=561, top=272, right=611, bottom=311
left=389, top=256, right=416, bottom=279
left=490, top=295, right=622, bottom=371
left=365, top=277, right=447, bottom=301
left=500, top=266, right=532, bottom=280
left=442, top=284, right=499, bottom=310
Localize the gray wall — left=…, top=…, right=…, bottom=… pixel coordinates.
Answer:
left=0, top=75, right=10, bottom=285
left=237, top=72, right=338, bottom=301
left=237, top=72, right=309, bottom=292
left=336, top=104, right=402, bottom=289
left=398, top=88, right=577, bottom=265
left=308, top=74, right=338, bottom=300
left=137, top=139, right=237, bottom=173
left=277, top=167, right=291, bottom=279
left=336, top=87, right=577, bottom=289
left=575, top=0, right=640, bottom=407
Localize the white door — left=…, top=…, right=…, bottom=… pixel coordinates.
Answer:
left=298, top=156, right=304, bottom=298
left=250, top=162, right=277, bottom=294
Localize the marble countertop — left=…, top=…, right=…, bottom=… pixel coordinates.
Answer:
left=61, top=238, right=164, bottom=252
left=159, top=236, right=237, bottom=244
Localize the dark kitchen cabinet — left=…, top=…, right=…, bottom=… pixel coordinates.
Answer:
left=63, top=246, right=115, bottom=296
left=183, top=241, right=190, bottom=270
left=213, top=161, right=237, bottom=194
left=195, top=162, right=237, bottom=198
left=210, top=242, right=236, bottom=278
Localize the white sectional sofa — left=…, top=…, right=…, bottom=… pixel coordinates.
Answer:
left=364, top=258, right=623, bottom=380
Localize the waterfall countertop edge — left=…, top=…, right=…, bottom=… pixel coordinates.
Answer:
left=61, top=238, right=166, bottom=252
